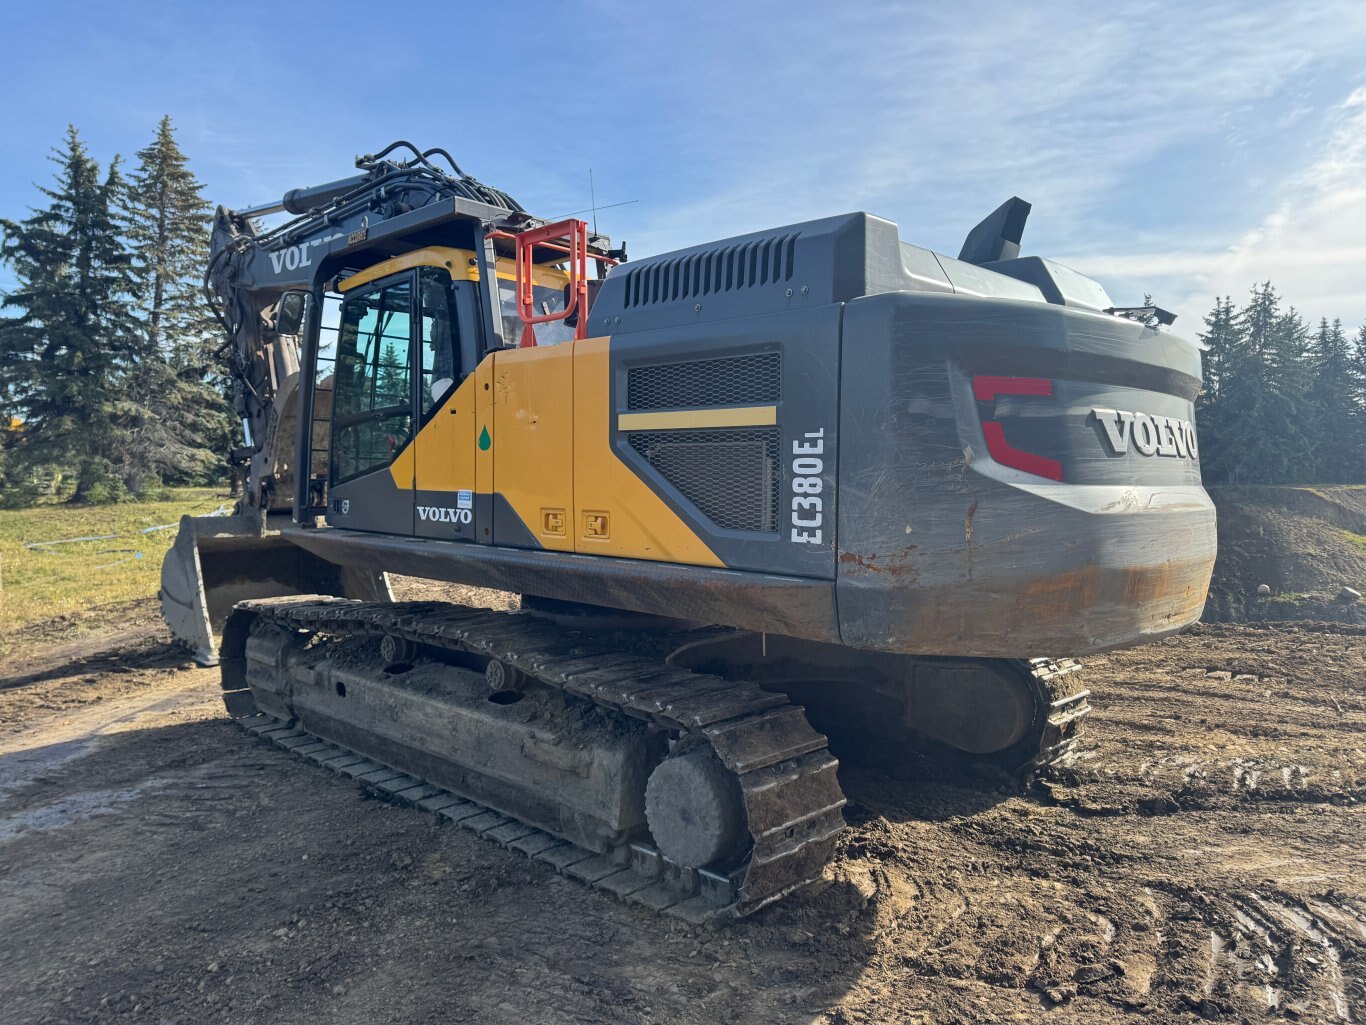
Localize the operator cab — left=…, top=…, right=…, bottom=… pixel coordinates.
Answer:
left=317, top=247, right=576, bottom=537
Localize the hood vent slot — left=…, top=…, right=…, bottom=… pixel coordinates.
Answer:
left=623, top=233, right=799, bottom=308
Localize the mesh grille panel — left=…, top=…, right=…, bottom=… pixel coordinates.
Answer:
left=627, top=352, right=781, bottom=411
left=628, top=429, right=779, bottom=533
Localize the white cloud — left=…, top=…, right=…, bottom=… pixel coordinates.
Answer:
left=595, top=0, right=1366, bottom=340
left=610, top=1, right=1365, bottom=246
left=1079, top=86, right=1366, bottom=332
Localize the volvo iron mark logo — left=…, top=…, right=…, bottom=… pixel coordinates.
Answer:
left=1091, top=407, right=1198, bottom=459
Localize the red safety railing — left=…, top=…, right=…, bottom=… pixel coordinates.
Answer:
left=485, top=219, right=618, bottom=347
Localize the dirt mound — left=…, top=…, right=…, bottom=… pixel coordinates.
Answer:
left=1204, top=485, right=1366, bottom=623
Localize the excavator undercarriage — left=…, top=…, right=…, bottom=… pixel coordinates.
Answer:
left=221, top=597, right=1087, bottom=920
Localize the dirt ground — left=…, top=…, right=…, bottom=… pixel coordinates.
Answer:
left=1, top=591, right=1363, bottom=1025
left=1204, top=486, right=1366, bottom=624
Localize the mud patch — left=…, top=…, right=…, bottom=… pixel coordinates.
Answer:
left=0, top=783, right=153, bottom=843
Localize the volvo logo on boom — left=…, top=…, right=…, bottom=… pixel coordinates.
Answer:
left=267, top=233, right=343, bottom=275
left=1091, top=407, right=1198, bottom=459
left=269, top=243, right=313, bottom=274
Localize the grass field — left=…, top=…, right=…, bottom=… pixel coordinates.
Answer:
left=0, top=488, right=228, bottom=654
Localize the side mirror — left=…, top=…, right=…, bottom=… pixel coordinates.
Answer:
left=275, top=291, right=309, bottom=335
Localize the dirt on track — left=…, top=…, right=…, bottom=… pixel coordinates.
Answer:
left=1, top=598, right=1363, bottom=1025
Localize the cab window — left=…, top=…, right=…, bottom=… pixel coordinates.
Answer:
left=331, top=277, right=413, bottom=483
left=497, top=279, right=575, bottom=346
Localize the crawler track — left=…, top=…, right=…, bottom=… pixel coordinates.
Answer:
left=220, top=597, right=848, bottom=921
left=1017, top=657, right=1090, bottom=773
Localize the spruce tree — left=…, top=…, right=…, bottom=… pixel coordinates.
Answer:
left=1200, top=283, right=1312, bottom=484
left=0, top=126, right=139, bottom=500
left=1349, top=326, right=1366, bottom=481
left=1306, top=318, right=1356, bottom=482
left=1195, top=296, right=1241, bottom=481
left=124, top=116, right=214, bottom=362
left=1138, top=292, right=1159, bottom=329
left=0, top=320, right=18, bottom=490
left=119, top=115, right=231, bottom=491
left=1270, top=304, right=1312, bottom=408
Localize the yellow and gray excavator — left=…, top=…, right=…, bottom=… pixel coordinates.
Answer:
left=160, top=141, right=1216, bottom=920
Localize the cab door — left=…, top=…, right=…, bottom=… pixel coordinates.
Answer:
left=411, top=269, right=480, bottom=541
left=326, top=273, right=416, bottom=535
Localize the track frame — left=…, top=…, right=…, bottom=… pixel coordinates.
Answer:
left=221, top=597, right=848, bottom=921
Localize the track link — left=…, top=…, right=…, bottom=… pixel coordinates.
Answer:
left=1023, top=657, right=1091, bottom=773
left=220, top=597, right=847, bottom=922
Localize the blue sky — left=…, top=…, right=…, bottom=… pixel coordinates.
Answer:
left=2, top=0, right=1364, bottom=333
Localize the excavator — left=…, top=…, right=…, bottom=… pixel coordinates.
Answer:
left=159, top=141, right=1216, bottom=920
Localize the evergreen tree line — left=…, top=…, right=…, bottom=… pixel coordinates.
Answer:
left=1, top=122, right=1363, bottom=504
left=1197, top=284, right=1366, bottom=484
left=0, top=119, right=233, bottom=504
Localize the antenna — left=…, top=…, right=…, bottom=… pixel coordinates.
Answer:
left=589, top=168, right=598, bottom=234
left=547, top=170, right=637, bottom=224
left=545, top=199, right=639, bottom=221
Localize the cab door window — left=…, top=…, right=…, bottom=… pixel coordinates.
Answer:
left=419, top=268, right=458, bottom=418
left=331, top=277, right=413, bottom=483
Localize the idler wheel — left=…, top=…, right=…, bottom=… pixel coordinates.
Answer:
left=484, top=658, right=526, bottom=694
left=645, top=748, right=747, bottom=869
left=380, top=634, right=417, bottom=664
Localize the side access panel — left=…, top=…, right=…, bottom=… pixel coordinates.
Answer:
left=491, top=345, right=575, bottom=551
left=572, top=337, right=724, bottom=567
left=574, top=306, right=842, bottom=579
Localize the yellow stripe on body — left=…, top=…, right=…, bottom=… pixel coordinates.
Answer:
left=337, top=246, right=570, bottom=293
left=616, top=405, right=777, bottom=432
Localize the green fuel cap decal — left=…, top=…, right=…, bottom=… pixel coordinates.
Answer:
left=478, top=425, right=491, bottom=451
